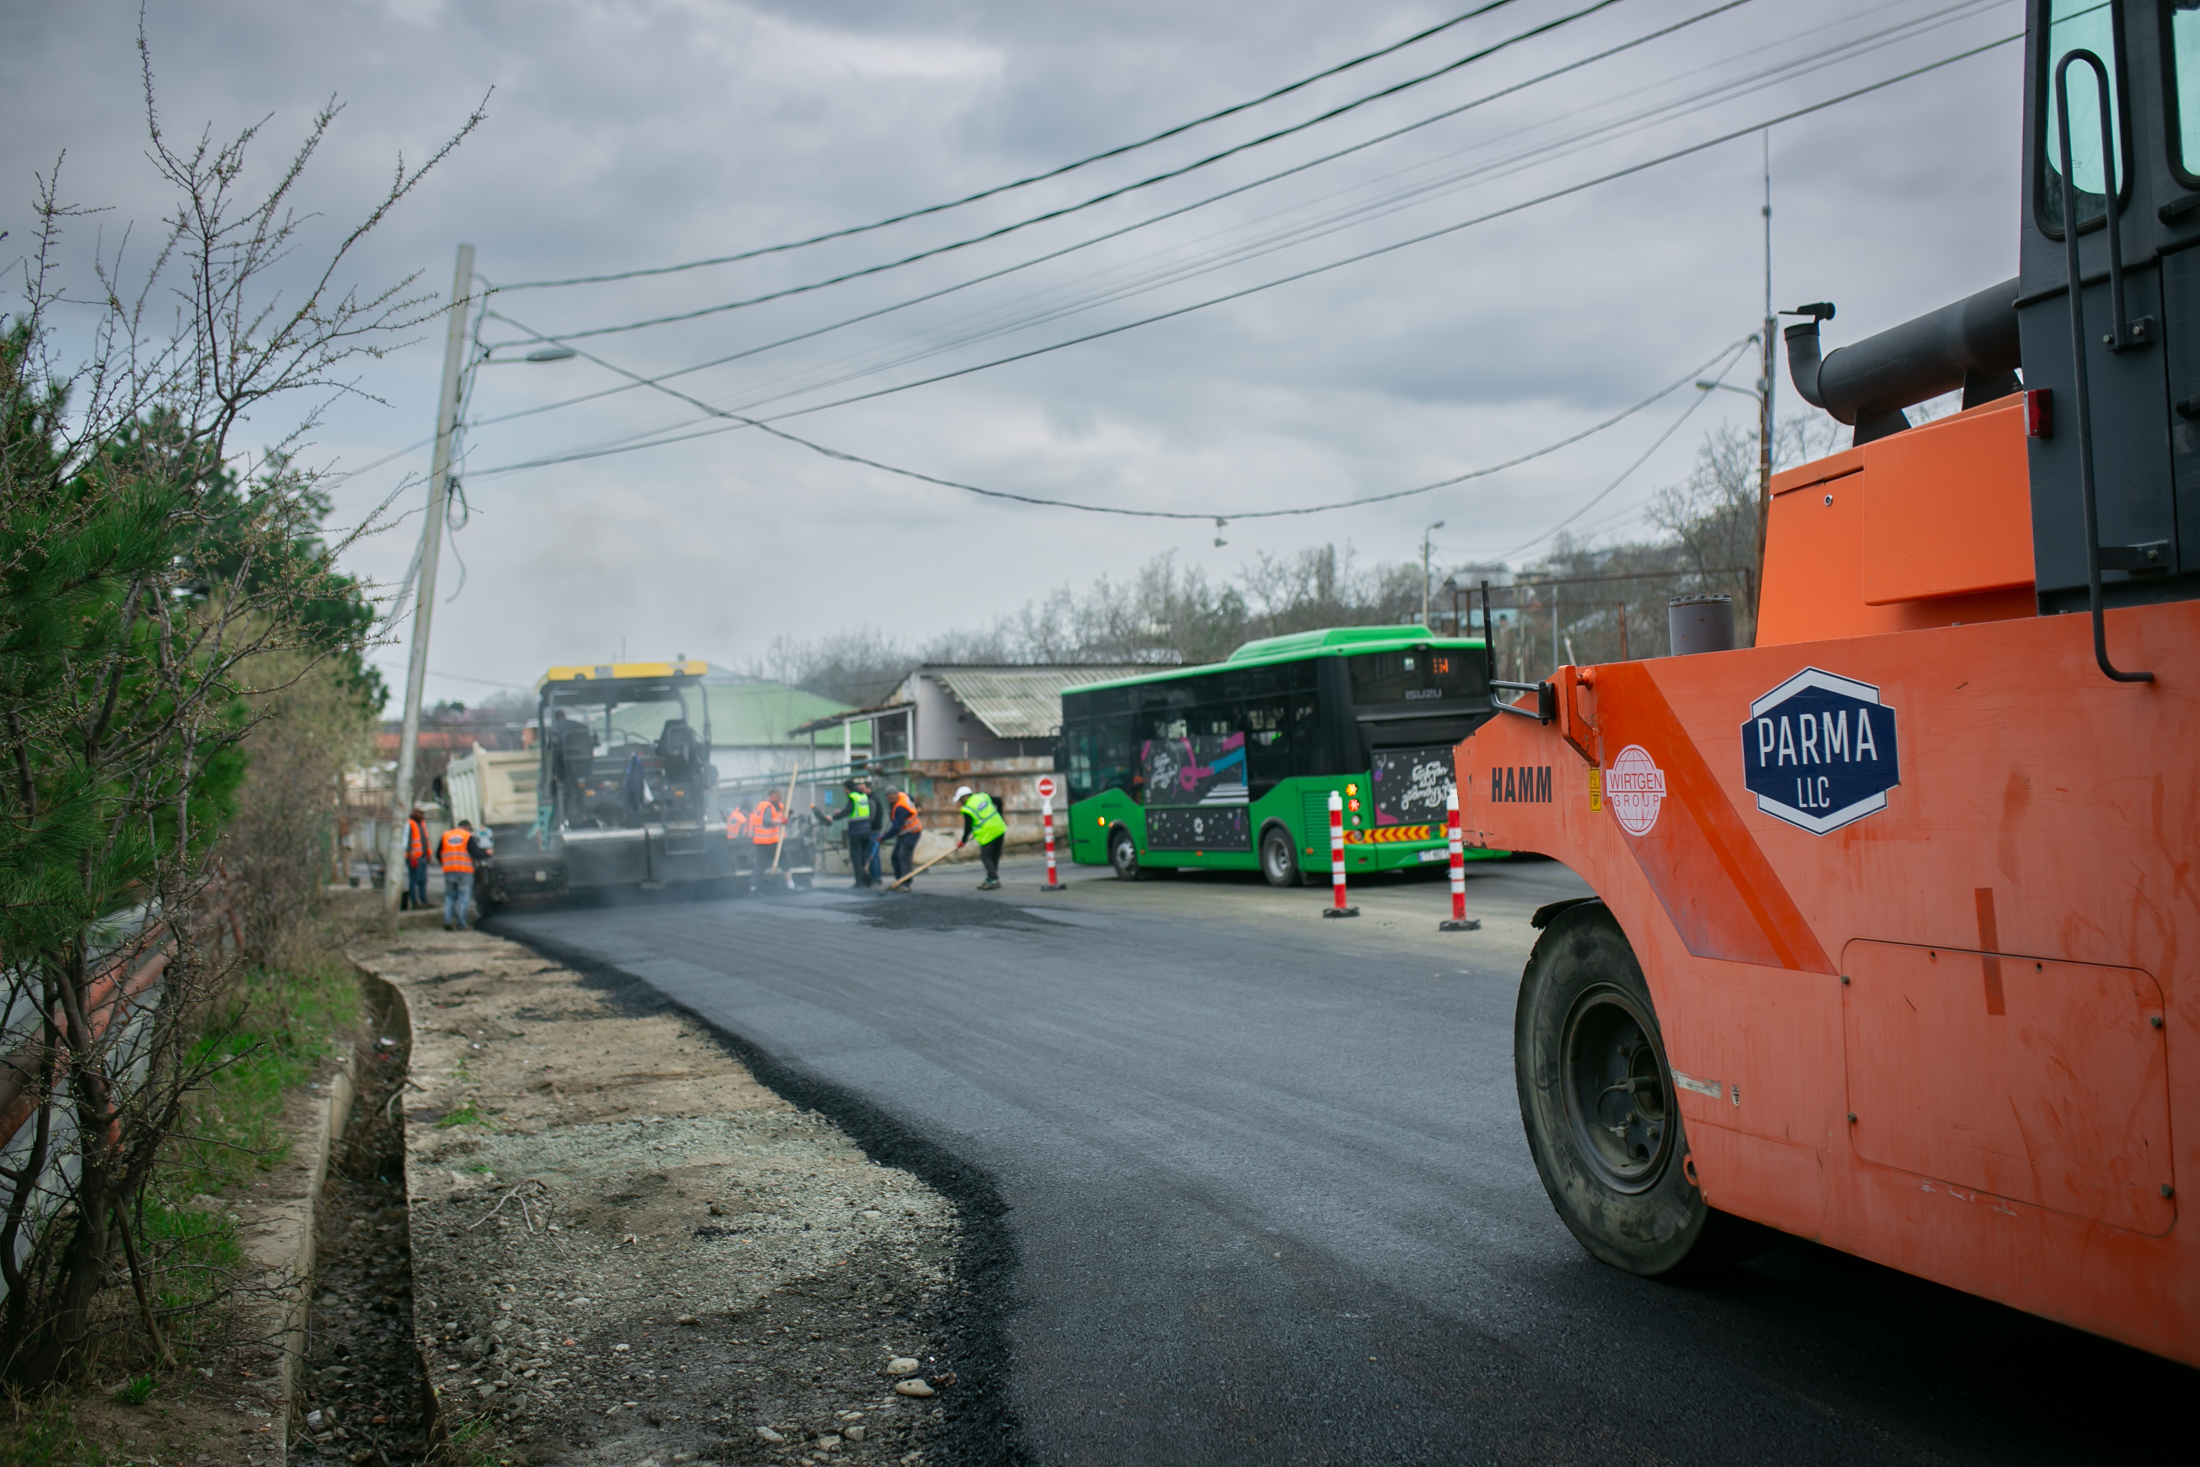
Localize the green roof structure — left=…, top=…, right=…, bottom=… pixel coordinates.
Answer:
left=609, top=679, right=867, bottom=747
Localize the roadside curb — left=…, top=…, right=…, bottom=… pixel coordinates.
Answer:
left=340, top=957, right=447, bottom=1462
left=254, top=1021, right=359, bottom=1462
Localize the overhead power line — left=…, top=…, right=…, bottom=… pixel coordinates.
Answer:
left=488, top=304, right=1756, bottom=522
left=458, top=32, right=2015, bottom=501
left=495, top=0, right=1542, bottom=292
left=462, top=0, right=1982, bottom=451
left=487, top=0, right=1640, bottom=340
left=649, top=0, right=2010, bottom=433
left=607, top=32, right=2025, bottom=442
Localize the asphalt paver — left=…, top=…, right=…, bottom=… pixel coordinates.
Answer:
left=493, top=856, right=2196, bottom=1465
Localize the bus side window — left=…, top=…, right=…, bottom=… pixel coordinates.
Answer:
left=1243, top=701, right=1291, bottom=797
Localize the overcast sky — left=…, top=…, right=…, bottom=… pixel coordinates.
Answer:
left=2, top=0, right=2024, bottom=708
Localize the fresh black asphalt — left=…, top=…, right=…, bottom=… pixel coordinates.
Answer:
left=491, top=857, right=2195, bottom=1465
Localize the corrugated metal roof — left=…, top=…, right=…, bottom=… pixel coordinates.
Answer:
left=924, top=666, right=1152, bottom=739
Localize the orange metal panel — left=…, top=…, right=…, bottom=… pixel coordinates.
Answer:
left=1757, top=410, right=2036, bottom=646
left=1861, top=401, right=2033, bottom=605
left=1456, top=601, right=2200, bottom=1364
left=1843, top=940, right=2173, bottom=1235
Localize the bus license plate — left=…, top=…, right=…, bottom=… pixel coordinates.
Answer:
left=1417, top=848, right=1448, bottom=863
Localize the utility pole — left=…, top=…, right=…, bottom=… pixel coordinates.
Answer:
left=1754, top=130, right=1775, bottom=633
left=384, top=243, right=475, bottom=913
left=1420, top=520, right=1444, bottom=630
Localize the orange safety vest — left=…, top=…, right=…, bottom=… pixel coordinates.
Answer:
left=750, top=798, right=784, bottom=845
left=724, top=807, right=748, bottom=840
left=889, top=790, right=922, bottom=834
left=438, top=827, right=475, bottom=874
left=407, top=818, right=427, bottom=863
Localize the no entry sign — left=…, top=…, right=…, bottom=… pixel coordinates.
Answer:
left=1035, top=775, right=1058, bottom=801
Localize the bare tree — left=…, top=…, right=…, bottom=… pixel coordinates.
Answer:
left=0, top=46, right=479, bottom=1381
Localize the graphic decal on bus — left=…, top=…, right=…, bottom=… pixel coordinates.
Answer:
left=1145, top=807, right=1252, bottom=851
left=1739, top=668, right=1900, bottom=835
left=1372, top=746, right=1456, bottom=824
left=1140, top=733, right=1248, bottom=805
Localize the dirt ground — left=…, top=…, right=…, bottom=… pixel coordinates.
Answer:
left=350, top=926, right=982, bottom=1467
left=69, top=1052, right=358, bottom=1465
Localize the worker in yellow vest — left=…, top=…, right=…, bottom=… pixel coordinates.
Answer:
left=955, top=786, right=1006, bottom=891
left=817, top=779, right=877, bottom=889
left=438, top=820, right=488, bottom=931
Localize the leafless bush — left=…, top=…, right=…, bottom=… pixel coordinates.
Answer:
left=0, top=40, right=478, bottom=1382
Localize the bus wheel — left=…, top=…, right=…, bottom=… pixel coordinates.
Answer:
left=1259, top=824, right=1302, bottom=888
left=1108, top=827, right=1142, bottom=881
left=1515, top=902, right=1714, bottom=1277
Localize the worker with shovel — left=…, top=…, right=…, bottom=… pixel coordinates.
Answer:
left=882, top=786, right=923, bottom=888
left=956, top=785, right=1007, bottom=891
left=748, top=790, right=788, bottom=890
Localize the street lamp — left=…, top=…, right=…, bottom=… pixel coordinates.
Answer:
left=1421, top=521, right=1445, bottom=630
left=1697, top=367, right=1774, bottom=622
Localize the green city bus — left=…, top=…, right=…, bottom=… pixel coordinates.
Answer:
left=1059, top=626, right=1500, bottom=884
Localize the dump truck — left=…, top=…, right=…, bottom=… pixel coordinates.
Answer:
left=517, top=659, right=728, bottom=897
left=440, top=746, right=545, bottom=908
left=1459, top=3, right=2197, bottom=1365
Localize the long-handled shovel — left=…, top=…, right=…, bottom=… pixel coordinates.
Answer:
left=884, top=844, right=961, bottom=892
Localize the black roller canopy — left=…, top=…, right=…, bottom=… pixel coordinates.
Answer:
left=1785, top=278, right=2021, bottom=444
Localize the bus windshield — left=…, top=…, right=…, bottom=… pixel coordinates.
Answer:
left=1346, top=647, right=1488, bottom=707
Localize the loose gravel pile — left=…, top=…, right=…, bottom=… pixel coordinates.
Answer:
left=352, top=928, right=979, bottom=1467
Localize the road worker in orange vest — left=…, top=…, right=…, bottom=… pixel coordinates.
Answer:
left=747, top=791, right=791, bottom=890
left=883, top=787, right=924, bottom=888
left=723, top=800, right=751, bottom=877
left=439, top=819, right=489, bottom=931
left=404, top=806, right=430, bottom=910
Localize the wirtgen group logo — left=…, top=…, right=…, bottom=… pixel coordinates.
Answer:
left=1606, top=745, right=1667, bottom=836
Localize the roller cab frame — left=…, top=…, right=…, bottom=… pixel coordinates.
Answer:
left=531, top=659, right=725, bottom=894
left=1460, top=0, right=2198, bottom=1364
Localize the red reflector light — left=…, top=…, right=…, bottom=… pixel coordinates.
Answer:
left=2025, top=387, right=2053, bottom=438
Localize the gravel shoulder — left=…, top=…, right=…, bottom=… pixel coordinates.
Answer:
left=351, top=927, right=982, bottom=1467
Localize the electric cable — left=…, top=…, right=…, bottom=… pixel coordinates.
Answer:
left=494, top=0, right=1544, bottom=291
left=1482, top=341, right=1751, bottom=558
left=460, top=0, right=1984, bottom=440
left=481, top=305, right=1754, bottom=523
left=463, top=27, right=2016, bottom=477
left=485, top=0, right=1639, bottom=340
left=663, top=0, right=2011, bottom=430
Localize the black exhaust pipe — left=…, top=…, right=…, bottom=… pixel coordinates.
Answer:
left=1785, top=278, right=2021, bottom=445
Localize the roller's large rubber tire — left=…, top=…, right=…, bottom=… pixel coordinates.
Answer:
left=1108, top=827, right=1142, bottom=882
left=1515, top=902, right=1749, bottom=1277
left=1260, top=824, right=1303, bottom=888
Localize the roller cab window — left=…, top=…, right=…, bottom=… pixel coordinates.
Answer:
left=2168, top=0, right=2200, bottom=184
left=2039, top=0, right=2128, bottom=235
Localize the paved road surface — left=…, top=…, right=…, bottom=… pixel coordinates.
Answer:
left=493, top=856, right=2193, bottom=1465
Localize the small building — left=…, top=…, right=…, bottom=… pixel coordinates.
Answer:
left=792, top=664, right=1151, bottom=861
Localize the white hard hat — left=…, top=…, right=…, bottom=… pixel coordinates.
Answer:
left=955, top=786, right=974, bottom=800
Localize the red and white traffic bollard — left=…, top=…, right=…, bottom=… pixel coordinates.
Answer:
left=1041, top=796, right=1066, bottom=891
left=1439, top=789, right=1480, bottom=931
left=1323, top=789, right=1358, bottom=918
